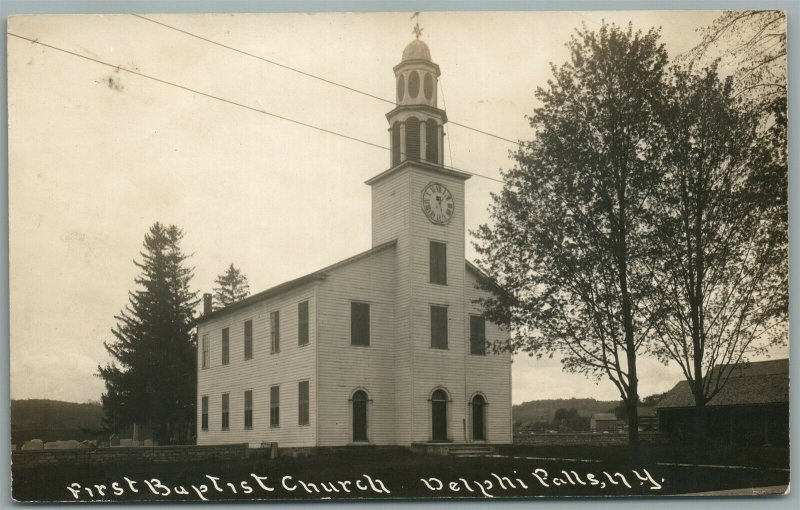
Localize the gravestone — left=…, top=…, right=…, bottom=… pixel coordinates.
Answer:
left=22, top=439, right=43, bottom=450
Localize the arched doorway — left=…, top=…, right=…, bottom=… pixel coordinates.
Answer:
left=352, top=390, right=368, bottom=442
left=431, top=389, right=448, bottom=441
left=472, top=394, right=486, bottom=441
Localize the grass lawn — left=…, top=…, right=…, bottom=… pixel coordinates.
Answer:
left=12, top=447, right=790, bottom=502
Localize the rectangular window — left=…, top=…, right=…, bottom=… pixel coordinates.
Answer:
left=298, top=381, right=309, bottom=426
left=221, top=328, right=230, bottom=365
left=430, top=241, right=447, bottom=284
left=270, top=386, right=280, bottom=427
left=244, top=320, right=253, bottom=360
left=350, top=302, right=370, bottom=346
left=201, top=396, right=209, bottom=430
left=298, top=301, right=309, bottom=346
left=244, top=390, right=253, bottom=429
left=431, top=305, right=448, bottom=349
left=470, top=315, right=486, bottom=355
left=270, top=311, right=280, bottom=353
left=201, top=334, right=210, bottom=369
left=221, top=393, right=229, bottom=430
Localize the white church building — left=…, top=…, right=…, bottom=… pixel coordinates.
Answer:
left=196, top=35, right=512, bottom=448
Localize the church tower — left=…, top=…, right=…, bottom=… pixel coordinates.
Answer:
left=386, top=34, right=446, bottom=167
left=366, top=28, right=474, bottom=444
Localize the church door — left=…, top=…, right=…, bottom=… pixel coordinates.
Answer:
left=431, top=389, right=448, bottom=441
left=472, top=394, right=486, bottom=441
left=352, top=391, right=368, bottom=442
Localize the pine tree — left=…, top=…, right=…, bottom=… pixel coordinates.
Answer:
left=97, top=223, right=199, bottom=444
left=213, top=263, right=250, bottom=309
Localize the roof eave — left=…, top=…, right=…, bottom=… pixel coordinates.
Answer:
left=365, top=160, right=471, bottom=186
left=196, top=239, right=397, bottom=325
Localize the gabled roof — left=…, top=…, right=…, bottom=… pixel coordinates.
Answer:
left=591, top=413, right=617, bottom=421
left=656, top=359, right=789, bottom=409
left=465, top=259, right=488, bottom=279
left=198, top=240, right=397, bottom=323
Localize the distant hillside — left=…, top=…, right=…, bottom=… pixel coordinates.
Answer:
left=513, top=398, right=619, bottom=425
left=11, top=399, right=105, bottom=445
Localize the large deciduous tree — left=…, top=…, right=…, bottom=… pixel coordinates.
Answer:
left=473, top=23, right=667, bottom=463
left=647, top=66, right=786, bottom=460
left=213, top=263, right=251, bottom=309
left=683, top=10, right=786, bottom=112
left=645, top=10, right=788, bottom=461
left=97, top=223, right=199, bottom=444
left=682, top=10, right=787, bottom=310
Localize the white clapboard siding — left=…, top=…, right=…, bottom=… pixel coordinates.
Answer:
left=369, top=170, right=415, bottom=443
left=464, top=266, right=514, bottom=443
left=316, top=244, right=398, bottom=446
left=197, top=284, right=317, bottom=447
left=197, top=162, right=513, bottom=448
left=406, top=168, right=471, bottom=443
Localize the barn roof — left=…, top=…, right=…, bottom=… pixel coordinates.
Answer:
left=591, top=413, right=617, bottom=421
left=656, top=359, right=789, bottom=409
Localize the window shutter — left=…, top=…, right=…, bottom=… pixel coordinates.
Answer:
left=298, top=301, right=309, bottom=346
left=244, top=390, right=253, bottom=428
left=270, top=386, right=280, bottom=427
left=244, top=320, right=253, bottom=360
left=222, top=328, right=230, bottom=365
left=430, top=241, right=447, bottom=284
left=351, top=302, right=370, bottom=346
left=470, top=315, right=486, bottom=355
left=431, top=306, right=448, bottom=349
left=298, top=381, right=310, bottom=426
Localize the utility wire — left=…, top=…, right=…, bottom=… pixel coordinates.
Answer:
left=8, top=32, right=504, bottom=185
left=131, top=13, right=523, bottom=148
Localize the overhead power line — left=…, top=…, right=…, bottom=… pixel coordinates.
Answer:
left=8, top=32, right=505, bottom=185
left=131, top=14, right=523, bottom=148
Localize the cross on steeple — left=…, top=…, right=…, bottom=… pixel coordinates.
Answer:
left=411, top=12, right=423, bottom=39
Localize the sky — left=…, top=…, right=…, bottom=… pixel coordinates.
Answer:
left=7, top=10, right=788, bottom=405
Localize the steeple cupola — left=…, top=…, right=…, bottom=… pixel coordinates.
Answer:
left=386, top=25, right=447, bottom=168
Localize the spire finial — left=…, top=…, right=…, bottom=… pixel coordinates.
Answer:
left=411, top=12, right=423, bottom=40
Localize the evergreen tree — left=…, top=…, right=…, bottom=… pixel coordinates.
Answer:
left=97, top=223, right=198, bottom=444
left=213, top=263, right=250, bottom=309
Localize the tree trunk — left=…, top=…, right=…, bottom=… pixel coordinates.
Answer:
left=693, top=397, right=707, bottom=465
left=616, top=168, right=641, bottom=466
left=626, top=395, right=641, bottom=466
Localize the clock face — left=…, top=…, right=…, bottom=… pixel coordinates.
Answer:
left=422, top=183, right=455, bottom=225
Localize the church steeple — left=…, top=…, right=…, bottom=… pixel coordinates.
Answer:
left=386, top=28, right=447, bottom=168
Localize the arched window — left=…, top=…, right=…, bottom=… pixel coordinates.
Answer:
left=424, top=73, right=434, bottom=100
left=431, top=389, right=448, bottom=441
left=391, top=121, right=401, bottom=167
left=405, top=117, right=421, bottom=161
left=408, top=71, right=420, bottom=98
left=396, top=74, right=405, bottom=102
left=471, top=394, right=486, bottom=441
left=352, top=390, right=368, bottom=442
left=425, top=119, right=438, bottom=164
